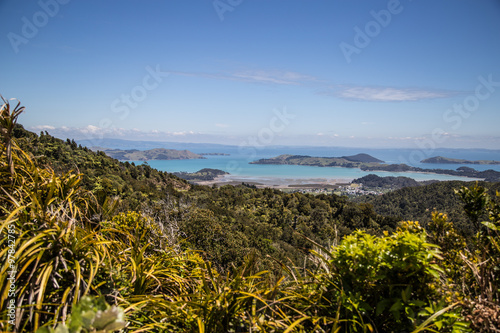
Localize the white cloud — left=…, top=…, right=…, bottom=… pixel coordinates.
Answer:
left=26, top=125, right=500, bottom=149
left=172, top=131, right=194, bottom=136
left=80, top=125, right=100, bottom=134
left=321, top=86, right=458, bottom=102
left=231, top=70, right=318, bottom=85
left=30, top=125, right=56, bottom=131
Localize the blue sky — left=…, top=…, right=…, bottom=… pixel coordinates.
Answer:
left=1, top=0, right=500, bottom=148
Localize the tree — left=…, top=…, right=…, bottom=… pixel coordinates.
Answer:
left=0, top=96, right=25, bottom=176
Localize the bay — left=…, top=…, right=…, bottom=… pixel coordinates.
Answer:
left=133, top=146, right=500, bottom=182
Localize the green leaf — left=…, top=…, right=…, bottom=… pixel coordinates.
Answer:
left=36, top=328, right=53, bottom=333
left=402, top=285, right=412, bottom=303
left=482, top=221, right=499, bottom=231
left=376, top=299, right=390, bottom=316
left=390, top=300, right=403, bottom=314
left=412, top=300, right=426, bottom=307
left=54, top=325, right=69, bottom=333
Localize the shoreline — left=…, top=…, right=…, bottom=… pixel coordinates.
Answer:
left=197, top=174, right=354, bottom=189
left=194, top=172, right=484, bottom=189
left=369, top=169, right=484, bottom=181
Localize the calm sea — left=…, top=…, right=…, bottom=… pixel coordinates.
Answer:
left=134, top=147, right=500, bottom=182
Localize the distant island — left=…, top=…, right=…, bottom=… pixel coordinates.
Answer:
left=250, top=153, right=384, bottom=168
left=421, top=156, right=500, bottom=165
left=360, top=164, right=500, bottom=182
left=199, top=152, right=230, bottom=156
left=99, top=148, right=205, bottom=161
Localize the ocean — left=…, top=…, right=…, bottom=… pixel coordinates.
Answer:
left=133, top=146, right=500, bottom=182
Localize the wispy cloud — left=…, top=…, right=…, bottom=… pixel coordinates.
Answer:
left=231, top=70, right=318, bottom=85
left=30, top=125, right=200, bottom=140
left=28, top=125, right=242, bottom=145
left=171, top=69, right=320, bottom=86
left=31, top=125, right=56, bottom=131
left=321, top=86, right=459, bottom=102
left=172, top=68, right=458, bottom=102
left=28, top=125, right=500, bottom=149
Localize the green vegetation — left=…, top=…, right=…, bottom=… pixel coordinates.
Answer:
left=358, top=180, right=500, bottom=235
left=251, top=153, right=383, bottom=168
left=1, top=98, right=500, bottom=332
left=173, top=168, right=229, bottom=182
left=99, top=147, right=205, bottom=161
left=361, top=164, right=500, bottom=182
left=352, top=174, right=424, bottom=190
left=422, top=156, right=500, bottom=165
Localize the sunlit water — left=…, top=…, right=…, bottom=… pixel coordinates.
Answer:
left=130, top=147, right=500, bottom=182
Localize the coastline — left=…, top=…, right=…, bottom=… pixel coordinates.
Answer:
left=369, top=169, right=484, bottom=181
left=196, top=174, right=356, bottom=189
left=193, top=171, right=484, bottom=189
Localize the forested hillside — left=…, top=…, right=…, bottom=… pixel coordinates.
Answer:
left=358, top=180, right=500, bottom=234
left=2, top=99, right=500, bottom=332
left=12, top=123, right=402, bottom=271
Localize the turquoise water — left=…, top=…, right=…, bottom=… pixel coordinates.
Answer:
left=121, top=146, right=500, bottom=182
left=140, top=154, right=486, bottom=182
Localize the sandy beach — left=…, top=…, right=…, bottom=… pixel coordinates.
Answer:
left=194, top=174, right=354, bottom=189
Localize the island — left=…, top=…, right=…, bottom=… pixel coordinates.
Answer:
left=360, top=164, right=500, bottom=182
left=172, top=168, right=228, bottom=182
left=199, top=152, right=231, bottom=156
left=250, top=153, right=384, bottom=168
left=99, top=148, right=205, bottom=161
left=421, top=156, right=500, bottom=165
left=251, top=153, right=500, bottom=182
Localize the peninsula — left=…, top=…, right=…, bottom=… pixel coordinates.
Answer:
left=421, top=156, right=500, bottom=165
left=100, top=148, right=205, bottom=161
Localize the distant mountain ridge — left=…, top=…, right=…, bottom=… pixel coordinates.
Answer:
left=78, top=138, right=235, bottom=151
left=97, top=148, right=205, bottom=161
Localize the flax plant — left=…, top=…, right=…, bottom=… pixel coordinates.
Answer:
left=0, top=107, right=110, bottom=331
